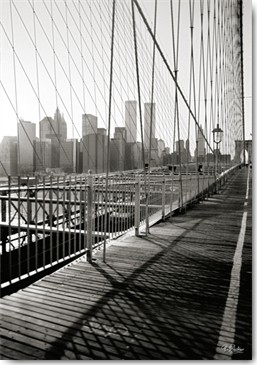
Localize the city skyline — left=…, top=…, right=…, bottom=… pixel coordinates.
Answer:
left=0, top=0, right=252, bottom=161
left=1, top=99, right=239, bottom=178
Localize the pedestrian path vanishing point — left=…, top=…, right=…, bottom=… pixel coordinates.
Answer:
left=0, top=167, right=252, bottom=360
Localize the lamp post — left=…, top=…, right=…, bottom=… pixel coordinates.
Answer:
left=212, top=123, right=223, bottom=179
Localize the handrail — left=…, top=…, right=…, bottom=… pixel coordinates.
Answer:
left=0, top=164, right=241, bottom=290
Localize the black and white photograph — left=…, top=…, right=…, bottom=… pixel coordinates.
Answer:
left=0, top=0, right=253, bottom=360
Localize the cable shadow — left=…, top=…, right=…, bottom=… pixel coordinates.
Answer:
left=43, top=215, right=231, bottom=360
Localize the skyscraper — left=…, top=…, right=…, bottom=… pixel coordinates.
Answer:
left=114, top=127, right=127, bottom=141
left=176, top=140, right=184, bottom=153
left=60, top=139, right=78, bottom=173
left=196, top=125, right=206, bottom=158
left=158, top=139, right=165, bottom=158
left=34, top=139, right=51, bottom=172
left=111, top=127, right=127, bottom=171
left=81, top=128, right=107, bottom=174
left=125, top=101, right=137, bottom=143
left=39, top=108, right=67, bottom=169
left=18, top=120, right=36, bottom=174
left=144, top=102, right=156, bottom=150
left=54, top=107, right=67, bottom=141
left=82, top=114, right=98, bottom=136
left=39, top=116, right=55, bottom=140
left=0, top=136, right=17, bottom=176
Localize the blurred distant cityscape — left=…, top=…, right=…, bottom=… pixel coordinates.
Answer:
left=0, top=100, right=240, bottom=177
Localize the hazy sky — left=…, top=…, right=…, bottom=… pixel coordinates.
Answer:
left=140, top=0, right=252, bottom=140
left=0, top=0, right=253, bottom=156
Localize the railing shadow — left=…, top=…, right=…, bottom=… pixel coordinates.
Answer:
left=43, top=214, right=233, bottom=360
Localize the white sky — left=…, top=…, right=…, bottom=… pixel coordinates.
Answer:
left=0, top=0, right=253, bottom=155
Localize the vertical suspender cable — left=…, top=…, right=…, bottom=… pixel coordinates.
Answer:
left=148, top=0, right=157, bottom=170
left=170, top=0, right=176, bottom=165
left=186, top=0, right=195, bottom=205
left=50, top=0, right=58, bottom=109
left=65, top=0, right=75, bottom=173
left=9, top=0, right=20, bottom=175
left=146, top=0, right=157, bottom=234
left=200, top=0, right=208, bottom=167
left=99, top=1, right=108, bottom=123
left=131, top=0, right=148, bottom=233
left=89, top=0, right=98, bottom=117
left=206, top=0, right=211, bottom=153
left=170, top=0, right=183, bottom=209
left=103, top=0, right=116, bottom=262
left=32, top=0, right=43, bottom=172
left=78, top=0, right=86, bottom=112
left=239, top=0, right=245, bottom=164
left=133, top=0, right=213, bottom=154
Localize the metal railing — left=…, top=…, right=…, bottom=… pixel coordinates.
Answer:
left=0, top=164, right=241, bottom=289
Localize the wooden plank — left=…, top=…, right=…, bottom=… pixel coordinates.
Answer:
left=0, top=168, right=252, bottom=360
left=0, top=330, right=48, bottom=359
left=0, top=306, right=167, bottom=357
left=10, top=289, right=170, bottom=330
left=0, top=316, right=127, bottom=360
left=1, top=292, right=178, bottom=334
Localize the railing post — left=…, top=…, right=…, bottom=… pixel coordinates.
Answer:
left=135, top=175, right=140, bottom=236
left=207, top=167, right=210, bottom=198
left=145, top=191, right=149, bottom=235
left=162, top=175, right=165, bottom=221
left=189, top=174, right=192, bottom=204
left=170, top=171, right=174, bottom=214
left=1, top=191, right=7, bottom=222
left=87, top=176, right=93, bottom=262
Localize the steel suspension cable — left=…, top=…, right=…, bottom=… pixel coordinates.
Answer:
left=9, top=1, right=20, bottom=175
left=0, top=80, right=44, bottom=171
left=103, top=0, right=116, bottom=262
left=131, top=0, right=147, bottom=182
left=0, top=16, right=71, bottom=167
left=131, top=0, right=155, bottom=236
left=64, top=0, right=75, bottom=172
left=145, top=0, right=157, bottom=233
left=78, top=0, right=86, bottom=112
left=32, top=0, right=44, bottom=171
left=186, top=0, right=196, bottom=201
left=50, top=0, right=58, bottom=109
left=170, top=0, right=183, bottom=208
left=133, top=0, right=213, bottom=156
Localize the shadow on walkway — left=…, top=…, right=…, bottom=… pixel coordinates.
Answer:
left=0, top=168, right=252, bottom=360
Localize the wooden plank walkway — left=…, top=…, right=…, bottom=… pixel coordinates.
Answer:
left=0, top=167, right=252, bottom=360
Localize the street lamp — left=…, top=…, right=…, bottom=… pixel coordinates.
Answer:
left=212, top=123, right=223, bottom=178
left=212, top=123, right=223, bottom=147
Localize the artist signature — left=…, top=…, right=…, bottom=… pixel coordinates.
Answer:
left=221, top=344, right=244, bottom=355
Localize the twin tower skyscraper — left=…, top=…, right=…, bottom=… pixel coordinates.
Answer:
left=82, top=101, right=156, bottom=149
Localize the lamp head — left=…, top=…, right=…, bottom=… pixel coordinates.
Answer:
left=212, top=123, right=223, bottom=144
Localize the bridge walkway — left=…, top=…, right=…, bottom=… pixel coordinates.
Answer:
left=0, top=167, right=252, bottom=360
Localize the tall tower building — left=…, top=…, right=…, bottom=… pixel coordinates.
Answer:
left=34, top=139, right=52, bottom=172
left=176, top=139, right=184, bottom=153
left=0, top=136, right=17, bottom=176
left=197, top=125, right=205, bottom=157
left=158, top=139, right=165, bottom=158
left=54, top=107, right=67, bottom=141
left=39, top=108, right=67, bottom=169
left=82, top=114, right=98, bottom=136
left=39, top=116, right=54, bottom=140
left=125, top=101, right=137, bottom=143
left=81, top=128, right=107, bottom=174
left=110, top=127, right=127, bottom=172
left=18, top=120, right=36, bottom=174
left=114, top=127, right=127, bottom=141
left=144, top=102, right=156, bottom=150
